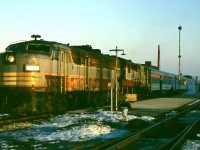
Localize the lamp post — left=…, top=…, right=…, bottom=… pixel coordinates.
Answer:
left=178, top=25, right=182, bottom=93
left=109, top=46, right=125, bottom=111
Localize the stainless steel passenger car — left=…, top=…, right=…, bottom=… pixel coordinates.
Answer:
left=149, top=68, right=187, bottom=96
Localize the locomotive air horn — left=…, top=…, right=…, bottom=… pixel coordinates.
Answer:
left=31, top=34, right=41, bottom=40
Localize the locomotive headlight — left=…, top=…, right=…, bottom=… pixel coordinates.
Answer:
left=25, top=65, right=40, bottom=71
left=4, top=53, right=16, bottom=64
left=7, top=55, right=15, bottom=63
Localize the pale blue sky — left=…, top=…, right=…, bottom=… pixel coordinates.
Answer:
left=0, top=0, right=199, bottom=76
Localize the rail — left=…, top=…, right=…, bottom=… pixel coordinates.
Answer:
left=94, top=99, right=200, bottom=150
left=0, top=114, right=50, bottom=126
left=170, top=118, right=200, bottom=150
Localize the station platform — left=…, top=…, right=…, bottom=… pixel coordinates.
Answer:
left=130, top=94, right=199, bottom=117
left=67, top=93, right=200, bottom=117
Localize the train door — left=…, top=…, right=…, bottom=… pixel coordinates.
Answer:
left=149, top=69, right=153, bottom=92
left=85, top=56, right=89, bottom=90
left=52, top=47, right=68, bottom=93
left=59, top=50, right=70, bottom=94
left=145, top=67, right=151, bottom=91
left=63, top=51, right=68, bottom=93
left=53, top=46, right=60, bottom=93
left=99, top=59, right=103, bottom=91
left=58, top=50, right=64, bottom=94
left=54, top=48, right=67, bottom=94
left=64, top=51, right=73, bottom=92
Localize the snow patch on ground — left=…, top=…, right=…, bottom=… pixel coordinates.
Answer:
left=181, top=140, right=200, bottom=150
left=0, top=111, right=155, bottom=142
left=0, top=114, right=9, bottom=116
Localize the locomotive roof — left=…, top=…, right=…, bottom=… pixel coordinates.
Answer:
left=6, top=39, right=116, bottom=66
left=7, top=39, right=70, bottom=49
left=7, top=40, right=101, bottom=54
left=9, top=40, right=54, bottom=46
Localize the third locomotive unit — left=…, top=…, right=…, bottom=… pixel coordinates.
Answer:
left=0, top=35, right=189, bottom=114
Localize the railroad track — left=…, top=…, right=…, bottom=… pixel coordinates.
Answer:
left=0, top=114, right=50, bottom=126
left=170, top=118, right=200, bottom=150
left=94, top=99, right=200, bottom=150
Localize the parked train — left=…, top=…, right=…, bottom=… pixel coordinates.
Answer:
left=147, top=68, right=188, bottom=97
left=0, top=35, right=188, bottom=114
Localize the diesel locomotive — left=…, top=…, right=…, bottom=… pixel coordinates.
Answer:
left=0, top=35, right=188, bottom=114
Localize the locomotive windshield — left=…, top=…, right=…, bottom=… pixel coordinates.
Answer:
left=6, top=43, right=26, bottom=52
left=27, top=44, right=51, bottom=53
left=6, top=43, right=51, bottom=54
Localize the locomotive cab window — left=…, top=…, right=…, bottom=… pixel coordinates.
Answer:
left=27, top=44, right=51, bottom=54
left=6, top=44, right=26, bottom=52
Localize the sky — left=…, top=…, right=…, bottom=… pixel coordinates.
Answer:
left=0, top=0, right=199, bottom=77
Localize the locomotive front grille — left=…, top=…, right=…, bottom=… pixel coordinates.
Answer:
left=0, top=72, right=40, bottom=87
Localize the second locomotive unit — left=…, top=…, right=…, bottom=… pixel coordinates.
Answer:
left=0, top=35, right=188, bottom=114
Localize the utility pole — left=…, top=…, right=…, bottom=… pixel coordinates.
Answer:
left=178, top=25, right=182, bottom=93
left=109, top=46, right=125, bottom=111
